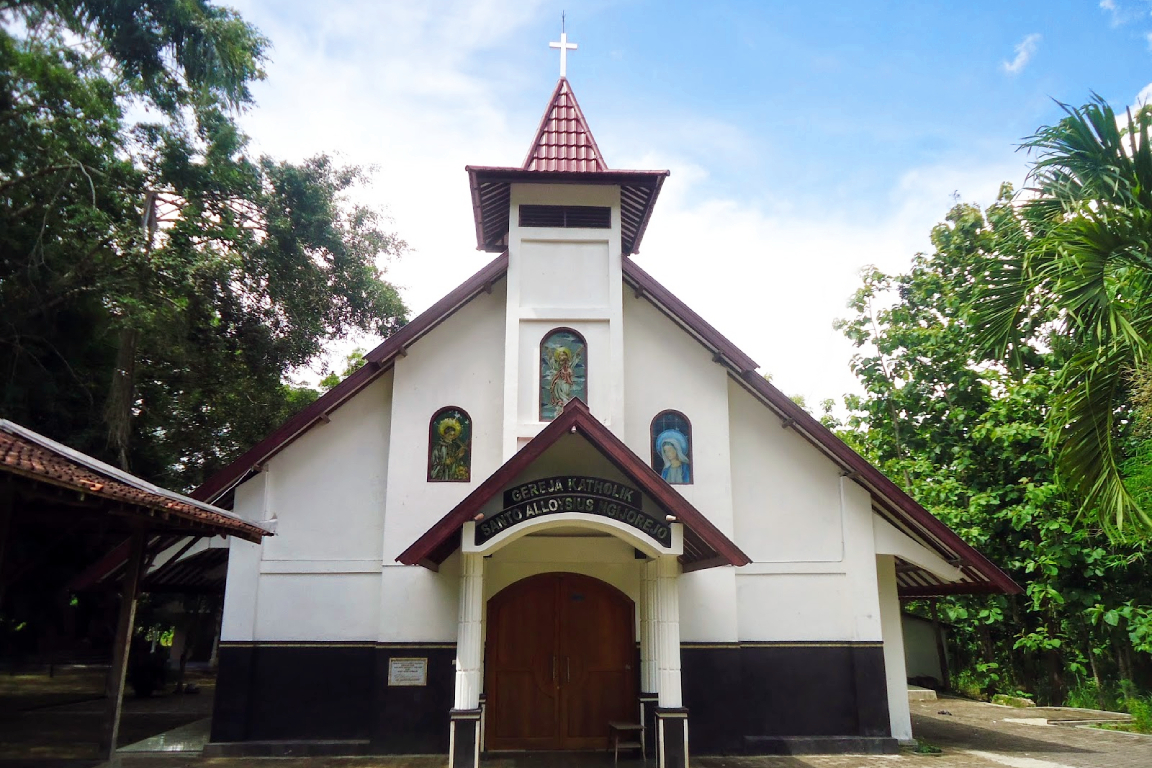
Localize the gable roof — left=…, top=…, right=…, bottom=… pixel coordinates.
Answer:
left=397, top=398, right=750, bottom=572
left=620, top=260, right=1020, bottom=597
left=191, top=253, right=509, bottom=503
left=192, top=256, right=1020, bottom=597
left=522, top=78, right=608, bottom=172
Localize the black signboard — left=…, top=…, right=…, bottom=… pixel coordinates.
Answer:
left=474, top=476, right=671, bottom=546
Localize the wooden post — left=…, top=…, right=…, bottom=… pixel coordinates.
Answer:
left=101, top=528, right=146, bottom=760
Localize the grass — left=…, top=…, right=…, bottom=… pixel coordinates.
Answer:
left=1065, top=680, right=1152, bottom=735
left=902, top=739, right=943, bottom=756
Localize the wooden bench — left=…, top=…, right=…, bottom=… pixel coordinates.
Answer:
left=608, top=720, right=645, bottom=765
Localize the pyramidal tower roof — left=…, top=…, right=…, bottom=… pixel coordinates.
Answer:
left=465, top=77, right=669, bottom=255
left=522, top=78, right=608, bottom=172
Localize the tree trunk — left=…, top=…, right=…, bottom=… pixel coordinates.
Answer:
left=104, top=326, right=138, bottom=470
left=978, top=623, right=995, bottom=663
left=1044, top=614, right=1065, bottom=704
left=1111, top=628, right=1132, bottom=690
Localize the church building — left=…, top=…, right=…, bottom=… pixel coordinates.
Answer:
left=196, top=65, right=1019, bottom=765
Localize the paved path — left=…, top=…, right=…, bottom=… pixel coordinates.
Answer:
left=7, top=693, right=1147, bottom=768
left=694, top=698, right=1152, bottom=768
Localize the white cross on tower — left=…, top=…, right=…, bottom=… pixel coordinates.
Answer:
left=549, top=15, right=578, bottom=78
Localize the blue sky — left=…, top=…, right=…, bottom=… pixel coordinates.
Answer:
left=229, top=0, right=1152, bottom=406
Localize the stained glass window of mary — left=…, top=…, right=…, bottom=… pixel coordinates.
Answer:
left=651, top=410, right=692, bottom=484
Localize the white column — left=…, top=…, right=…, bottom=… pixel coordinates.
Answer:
left=640, top=558, right=658, bottom=694
left=654, top=555, right=682, bottom=708
left=877, top=554, right=913, bottom=742
left=454, top=552, right=484, bottom=710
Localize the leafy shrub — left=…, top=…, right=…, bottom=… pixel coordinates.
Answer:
left=1124, top=696, right=1152, bottom=733
left=1065, top=679, right=1109, bottom=711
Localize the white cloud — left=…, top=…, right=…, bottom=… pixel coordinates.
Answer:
left=631, top=155, right=1026, bottom=407
left=1137, top=82, right=1152, bottom=106
left=1098, top=0, right=1148, bottom=26
left=1002, top=33, right=1041, bottom=75
left=225, top=1, right=1032, bottom=406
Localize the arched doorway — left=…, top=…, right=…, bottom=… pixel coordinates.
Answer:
left=485, top=572, right=636, bottom=751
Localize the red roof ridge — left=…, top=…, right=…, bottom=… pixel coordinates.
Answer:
left=620, top=261, right=1020, bottom=596
left=397, top=397, right=751, bottom=571
left=522, top=77, right=608, bottom=173
left=191, top=253, right=510, bottom=503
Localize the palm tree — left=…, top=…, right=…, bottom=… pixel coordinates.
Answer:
left=975, top=95, right=1152, bottom=538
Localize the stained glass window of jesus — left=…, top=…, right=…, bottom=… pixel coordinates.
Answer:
left=540, top=328, right=587, bottom=421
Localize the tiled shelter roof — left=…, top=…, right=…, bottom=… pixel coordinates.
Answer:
left=0, top=421, right=268, bottom=543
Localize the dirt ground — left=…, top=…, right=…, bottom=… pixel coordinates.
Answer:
left=0, top=666, right=214, bottom=763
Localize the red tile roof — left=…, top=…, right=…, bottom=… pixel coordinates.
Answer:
left=523, top=78, right=608, bottom=172
left=467, top=78, right=669, bottom=255
left=191, top=253, right=510, bottom=503
left=1, top=421, right=268, bottom=543
left=467, top=166, right=667, bottom=255
left=396, top=398, right=751, bottom=572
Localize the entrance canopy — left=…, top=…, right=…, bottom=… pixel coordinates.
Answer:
left=398, top=399, right=750, bottom=572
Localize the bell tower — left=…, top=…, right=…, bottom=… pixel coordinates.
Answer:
left=466, top=76, right=668, bottom=460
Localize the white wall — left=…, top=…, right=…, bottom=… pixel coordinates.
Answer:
left=221, top=374, right=394, bottom=642
left=622, top=295, right=736, bottom=536
left=728, top=378, right=883, bottom=643
left=503, top=183, right=624, bottom=458
left=728, top=379, right=843, bottom=563
left=220, top=471, right=265, bottom=642
left=262, top=374, right=392, bottom=563
left=379, top=283, right=507, bottom=563
left=878, top=554, right=912, bottom=742
left=377, top=282, right=507, bottom=642
left=223, top=280, right=506, bottom=644
left=903, top=614, right=946, bottom=684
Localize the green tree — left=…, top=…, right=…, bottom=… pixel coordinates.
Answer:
left=0, top=2, right=407, bottom=489
left=975, top=97, right=1152, bottom=538
left=837, top=193, right=1152, bottom=704
left=318, top=348, right=369, bottom=392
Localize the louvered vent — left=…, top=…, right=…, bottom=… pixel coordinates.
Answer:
left=519, top=205, right=611, bottom=229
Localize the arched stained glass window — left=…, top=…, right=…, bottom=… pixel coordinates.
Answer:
left=540, top=328, right=587, bottom=421
left=651, top=411, right=692, bottom=485
left=428, top=407, right=472, bottom=482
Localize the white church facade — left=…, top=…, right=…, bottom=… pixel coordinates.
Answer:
left=196, top=76, right=1019, bottom=765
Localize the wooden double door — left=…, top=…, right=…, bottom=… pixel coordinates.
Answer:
left=485, top=573, right=636, bottom=751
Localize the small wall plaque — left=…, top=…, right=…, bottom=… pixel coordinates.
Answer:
left=388, top=657, right=428, bottom=686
